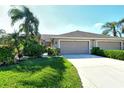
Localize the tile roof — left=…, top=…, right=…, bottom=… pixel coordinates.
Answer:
left=41, top=30, right=123, bottom=40
left=58, top=30, right=114, bottom=38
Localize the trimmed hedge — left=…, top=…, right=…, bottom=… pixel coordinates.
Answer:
left=103, top=50, right=124, bottom=60
left=91, top=47, right=124, bottom=60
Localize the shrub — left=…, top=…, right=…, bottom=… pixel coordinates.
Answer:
left=23, top=41, right=45, bottom=57
left=103, top=50, right=124, bottom=60
left=56, top=48, right=60, bottom=55
left=0, top=46, right=14, bottom=65
left=91, top=47, right=124, bottom=60
left=47, top=47, right=60, bottom=56
left=91, top=47, right=104, bottom=56
left=91, top=47, right=100, bottom=55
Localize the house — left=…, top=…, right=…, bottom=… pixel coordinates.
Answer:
left=41, top=30, right=124, bottom=54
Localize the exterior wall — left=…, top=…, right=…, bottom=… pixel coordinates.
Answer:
left=41, top=39, right=51, bottom=47
left=53, top=38, right=100, bottom=49
left=123, top=43, right=124, bottom=49
left=53, top=38, right=91, bottom=54
left=123, top=40, right=124, bottom=49
left=52, top=38, right=59, bottom=48
left=52, top=38, right=124, bottom=54
left=90, top=40, right=96, bottom=48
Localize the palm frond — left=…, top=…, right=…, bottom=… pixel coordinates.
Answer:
left=116, top=31, right=122, bottom=37
left=8, top=8, right=24, bottom=26
left=102, top=29, right=112, bottom=35
left=101, top=22, right=112, bottom=29
left=22, top=6, right=33, bottom=17
left=118, top=18, right=124, bottom=24
left=121, top=26, right=124, bottom=34
left=31, top=17, right=39, bottom=35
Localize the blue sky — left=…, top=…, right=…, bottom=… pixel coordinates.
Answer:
left=0, top=5, right=124, bottom=34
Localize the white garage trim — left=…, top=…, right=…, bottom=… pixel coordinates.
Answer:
left=121, top=41, right=123, bottom=50
left=96, top=40, right=123, bottom=50
left=58, top=39, right=91, bottom=54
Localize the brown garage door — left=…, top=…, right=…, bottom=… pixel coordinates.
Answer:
left=98, top=42, right=121, bottom=50
left=60, top=41, right=89, bottom=54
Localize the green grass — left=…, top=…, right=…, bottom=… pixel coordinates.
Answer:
left=0, top=57, right=82, bottom=88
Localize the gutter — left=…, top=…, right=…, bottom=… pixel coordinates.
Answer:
left=50, top=36, right=124, bottom=40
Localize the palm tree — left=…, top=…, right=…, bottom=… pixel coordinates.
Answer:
left=118, top=18, right=124, bottom=35
left=8, top=6, right=40, bottom=60
left=8, top=6, right=39, bottom=39
left=102, top=22, right=121, bottom=37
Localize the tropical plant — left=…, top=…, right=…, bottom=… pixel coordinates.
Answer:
left=118, top=18, right=124, bottom=35
left=8, top=6, right=41, bottom=58
left=8, top=5, right=39, bottom=42
left=23, top=40, right=45, bottom=57
left=102, top=22, right=121, bottom=37
left=47, top=47, right=60, bottom=56
left=11, top=31, right=24, bottom=59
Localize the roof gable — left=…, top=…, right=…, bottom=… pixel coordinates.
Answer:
left=58, top=30, right=113, bottom=38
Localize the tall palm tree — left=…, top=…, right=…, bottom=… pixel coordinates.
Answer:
left=102, top=22, right=121, bottom=37
left=8, top=6, right=39, bottom=60
left=8, top=6, right=39, bottom=38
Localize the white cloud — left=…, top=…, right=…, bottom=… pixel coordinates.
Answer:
left=94, top=23, right=103, bottom=28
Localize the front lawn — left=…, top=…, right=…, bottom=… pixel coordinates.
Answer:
left=0, top=57, right=82, bottom=88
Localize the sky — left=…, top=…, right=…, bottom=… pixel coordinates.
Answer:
left=0, top=5, right=124, bottom=34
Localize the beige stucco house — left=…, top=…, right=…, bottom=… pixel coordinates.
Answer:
left=41, top=30, right=124, bottom=54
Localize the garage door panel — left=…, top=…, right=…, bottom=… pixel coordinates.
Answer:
left=60, top=41, right=89, bottom=54
left=98, top=42, right=121, bottom=50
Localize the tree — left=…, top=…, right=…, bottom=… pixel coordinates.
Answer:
left=8, top=5, right=40, bottom=60
left=118, top=18, right=124, bottom=35
left=8, top=6, right=39, bottom=41
left=102, top=22, right=121, bottom=37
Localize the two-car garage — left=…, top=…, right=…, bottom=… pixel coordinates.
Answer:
left=59, top=40, right=122, bottom=54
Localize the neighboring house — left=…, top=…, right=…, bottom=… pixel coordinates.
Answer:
left=41, top=30, right=124, bottom=54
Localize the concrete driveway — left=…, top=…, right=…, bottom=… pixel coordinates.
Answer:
left=63, top=54, right=124, bottom=88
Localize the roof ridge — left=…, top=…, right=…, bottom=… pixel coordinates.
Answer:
left=59, top=30, right=113, bottom=38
